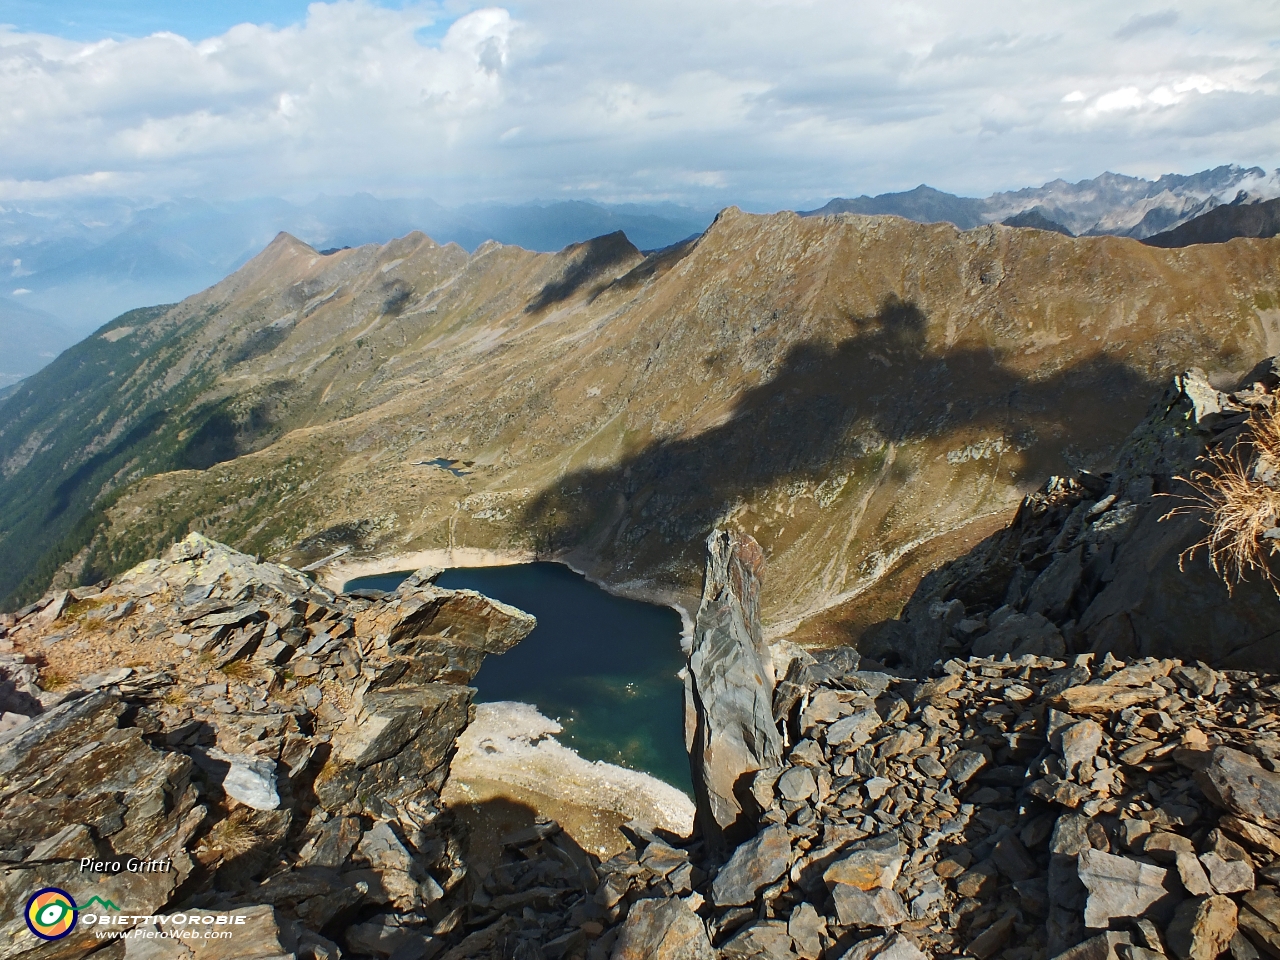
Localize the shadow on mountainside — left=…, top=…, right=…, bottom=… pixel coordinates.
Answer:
left=518, top=295, right=1163, bottom=587
left=525, top=232, right=642, bottom=313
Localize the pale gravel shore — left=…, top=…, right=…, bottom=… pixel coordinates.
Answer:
left=319, top=546, right=538, bottom=589
left=443, top=701, right=695, bottom=856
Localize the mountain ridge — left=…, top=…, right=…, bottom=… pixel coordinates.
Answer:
left=5, top=165, right=1277, bottom=386
left=3, top=212, right=1279, bottom=646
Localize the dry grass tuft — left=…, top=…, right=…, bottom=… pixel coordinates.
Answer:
left=39, top=669, right=72, bottom=690
left=195, top=809, right=263, bottom=865
left=220, top=660, right=256, bottom=680
left=162, top=688, right=187, bottom=706
left=1165, top=407, right=1280, bottom=594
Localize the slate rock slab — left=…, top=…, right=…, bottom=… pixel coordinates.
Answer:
left=711, top=823, right=792, bottom=907
left=1199, top=747, right=1280, bottom=826
left=1077, top=848, right=1178, bottom=928
left=610, top=897, right=715, bottom=960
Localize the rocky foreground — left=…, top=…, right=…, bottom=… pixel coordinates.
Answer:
left=10, top=536, right=1280, bottom=960
left=0, top=532, right=549, bottom=960
left=647, top=621, right=1280, bottom=960
left=9, top=361, right=1280, bottom=960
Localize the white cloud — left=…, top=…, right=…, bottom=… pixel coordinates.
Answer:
left=0, top=0, right=1277, bottom=206
left=1093, top=87, right=1147, bottom=113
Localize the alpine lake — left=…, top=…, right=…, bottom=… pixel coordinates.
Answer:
left=343, top=563, right=692, bottom=793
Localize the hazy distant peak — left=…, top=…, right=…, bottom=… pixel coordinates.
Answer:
left=257, top=231, right=321, bottom=263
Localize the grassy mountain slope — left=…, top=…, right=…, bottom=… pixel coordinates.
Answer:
left=3, top=212, right=1279, bottom=646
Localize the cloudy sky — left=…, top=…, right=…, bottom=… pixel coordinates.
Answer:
left=0, top=0, right=1278, bottom=208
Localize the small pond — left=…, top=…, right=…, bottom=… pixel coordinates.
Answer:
left=344, top=562, right=691, bottom=793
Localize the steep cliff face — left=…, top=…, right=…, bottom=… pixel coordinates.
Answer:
left=4, top=210, right=1280, bottom=643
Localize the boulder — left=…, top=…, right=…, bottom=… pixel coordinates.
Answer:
left=971, top=612, right=1066, bottom=660
left=1166, top=895, right=1238, bottom=960
left=315, top=684, right=473, bottom=817
left=182, top=906, right=297, bottom=960
left=355, top=585, right=535, bottom=660
left=719, top=920, right=794, bottom=958
left=787, top=902, right=825, bottom=960
left=1061, top=721, right=1104, bottom=780
left=841, top=934, right=929, bottom=960
left=833, top=885, right=909, bottom=927
left=1239, top=886, right=1280, bottom=958
left=823, top=834, right=906, bottom=891
left=610, top=897, right=715, bottom=960
left=205, top=748, right=280, bottom=811
left=1077, top=848, right=1179, bottom=928
left=1198, top=747, right=1280, bottom=825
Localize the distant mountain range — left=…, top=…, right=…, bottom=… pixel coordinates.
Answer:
left=4, top=164, right=1280, bottom=387
left=1142, top=195, right=1280, bottom=248
left=0, top=195, right=716, bottom=371
left=802, top=164, right=1280, bottom=239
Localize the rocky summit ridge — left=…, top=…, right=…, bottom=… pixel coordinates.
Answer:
left=860, top=358, right=1280, bottom=675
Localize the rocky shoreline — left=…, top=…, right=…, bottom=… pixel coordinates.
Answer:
left=445, top=701, right=694, bottom=859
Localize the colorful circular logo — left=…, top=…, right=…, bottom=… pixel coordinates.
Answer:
left=26, top=888, right=77, bottom=940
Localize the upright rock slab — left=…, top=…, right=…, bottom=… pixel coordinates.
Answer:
left=686, top=530, right=783, bottom=852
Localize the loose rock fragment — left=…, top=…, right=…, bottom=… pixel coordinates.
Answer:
left=711, top=823, right=792, bottom=907
left=1166, top=895, right=1239, bottom=960
left=1078, top=848, right=1177, bottom=928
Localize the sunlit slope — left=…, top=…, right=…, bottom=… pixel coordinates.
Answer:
left=4, top=211, right=1279, bottom=640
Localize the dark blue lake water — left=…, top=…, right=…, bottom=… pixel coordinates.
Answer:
left=344, top=563, right=691, bottom=793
